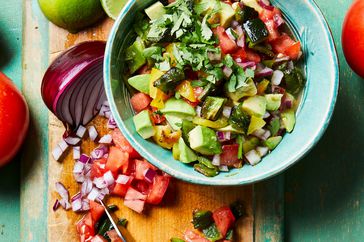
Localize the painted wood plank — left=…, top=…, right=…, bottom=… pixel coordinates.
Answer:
left=284, top=0, right=364, bottom=241
left=0, top=1, right=23, bottom=241
left=20, top=0, right=50, bottom=241
left=46, top=19, right=255, bottom=242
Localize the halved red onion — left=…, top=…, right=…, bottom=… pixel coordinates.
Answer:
left=212, top=154, right=221, bottom=166
left=256, top=146, right=269, bottom=157
left=55, top=182, right=69, bottom=200
left=91, top=145, right=108, bottom=159
left=99, top=134, right=112, bottom=144
left=223, top=66, right=233, bottom=78
left=245, top=150, right=262, bottom=165
left=271, top=70, right=284, bottom=85
left=258, top=0, right=274, bottom=10
left=79, top=154, right=91, bottom=164
left=144, top=169, right=157, bottom=183
left=103, top=170, right=115, bottom=186
left=73, top=146, right=81, bottom=160
left=87, top=187, right=100, bottom=201
left=116, top=175, right=130, bottom=185
left=222, top=106, right=232, bottom=118
left=41, top=41, right=107, bottom=131
left=88, top=126, right=98, bottom=141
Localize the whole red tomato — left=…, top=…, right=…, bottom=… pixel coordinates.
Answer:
left=342, top=0, right=364, bottom=78
left=0, top=72, right=29, bottom=166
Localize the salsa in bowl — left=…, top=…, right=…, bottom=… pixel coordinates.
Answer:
left=104, top=0, right=339, bottom=185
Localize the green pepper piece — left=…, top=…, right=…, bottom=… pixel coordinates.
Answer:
left=229, top=104, right=250, bottom=133
left=117, top=218, right=128, bottom=227
left=284, top=67, right=305, bottom=95
left=235, top=5, right=259, bottom=24
left=236, top=135, right=244, bottom=159
left=201, top=96, right=227, bottom=121
left=202, top=223, right=223, bottom=242
left=230, top=200, right=247, bottom=219
left=170, top=238, right=186, bottom=242
left=243, top=19, right=269, bottom=44
left=154, top=67, right=185, bottom=92
left=194, top=163, right=219, bottom=177
left=192, top=209, right=214, bottom=229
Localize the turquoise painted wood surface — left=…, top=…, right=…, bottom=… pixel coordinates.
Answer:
left=0, top=0, right=361, bottom=241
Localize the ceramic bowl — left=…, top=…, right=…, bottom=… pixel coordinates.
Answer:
left=104, top=0, right=339, bottom=185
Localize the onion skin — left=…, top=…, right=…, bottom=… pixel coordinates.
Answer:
left=0, top=72, right=29, bottom=167
left=41, top=41, right=106, bottom=129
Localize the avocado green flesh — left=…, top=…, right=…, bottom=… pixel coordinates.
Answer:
left=242, top=96, right=267, bottom=117
left=201, top=96, right=226, bottom=121
left=178, top=137, right=198, bottom=163
left=126, top=38, right=146, bottom=74
left=281, top=109, right=296, bottom=133
left=128, top=74, right=151, bottom=94
left=145, top=1, right=166, bottom=20
left=264, top=136, right=283, bottom=150
left=161, top=98, right=196, bottom=116
left=265, top=94, right=283, bottom=111
left=133, top=110, right=155, bottom=139
left=188, top=126, right=222, bottom=155
left=220, top=2, right=235, bottom=28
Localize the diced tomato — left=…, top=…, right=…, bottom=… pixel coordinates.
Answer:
left=184, top=98, right=199, bottom=107
left=193, top=87, right=203, bottom=101
left=184, top=229, right=210, bottom=242
left=146, top=175, right=170, bottom=205
left=112, top=129, right=140, bottom=158
left=212, top=206, right=236, bottom=237
left=137, top=65, right=151, bottom=74
left=125, top=187, right=148, bottom=201
left=134, top=179, right=151, bottom=195
left=107, top=230, right=123, bottom=242
left=245, top=49, right=261, bottom=63
left=135, top=159, right=152, bottom=180
left=124, top=159, right=136, bottom=176
left=90, top=201, right=105, bottom=222
left=259, top=8, right=281, bottom=21
left=130, top=93, right=152, bottom=113
left=271, top=34, right=301, bottom=60
left=232, top=48, right=247, bottom=61
left=77, top=213, right=95, bottom=242
left=220, top=144, right=241, bottom=166
left=112, top=176, right=134, bottom=197
left=90, top=158, right=107, bottom=179
left=150, top=107, right=166, bottom=125
left=90, top=235, right=108, bottom=242
left=106, top=147, right=129, bottom=174
left=124, top=199, right=145, bottom=214
left=215, top=26, right=237, bottom=54
left=264, top=19, right=280, bottom=41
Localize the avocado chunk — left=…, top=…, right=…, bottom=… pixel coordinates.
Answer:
left=182, top=120, right=196, bottom=144
left=243, top=136, right=260, bottom=153
left=161, top=98, right=196, bottom=117
left=188, top=126, right=222, bottom=155
left=281, top=109, right=296, bottom=132
left=229, top=103, right=250, bottom=133
left=172, top=142, right=180, bottom=160
left=242, top=96, right=267, bottom=117
left=178, top=137, right=198, bottom=163
left=225, top=78, right=257, bottom=102
left=265, top=94, right=283, bottom=111
left=220, top=2, right=235, bottom=28
left=125, top=37, right=146, bottom=74
left=145, top=1, right=166, bottom=20
left=264, top=136, right=283, bottom=150
left=194, top=0, right=221, bottom=15
left=133, top=110, right=155, bottom=139
left=165, top=114, right=183, bottom=131
left=241, top=0, right=263, bottom=13
left=247, top=116, right=266, bottom=135
left=154, top=67, right=185, bottom=93
left=201, top=96, right=226, bottom=121
left=127, top=74, right=151, bottom=94
left=244, top=19, right=269, bottom=44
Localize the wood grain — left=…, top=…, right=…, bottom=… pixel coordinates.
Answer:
left=46, top=19, right=254, bottom=242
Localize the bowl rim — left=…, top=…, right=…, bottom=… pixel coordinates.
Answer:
left=104, top=0, right=339, bottom=186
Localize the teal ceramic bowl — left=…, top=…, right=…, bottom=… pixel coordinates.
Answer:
left=104, top=0, right=339, bottom=185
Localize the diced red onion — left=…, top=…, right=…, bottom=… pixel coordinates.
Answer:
left=219, top=165, right=229, bottom=172
left=235, top=25, right=244, bottom=36
left=91, top=145, right=108, bottom=159
left=104, top=111, right=111, bottom=119
left=271, top=70, right=284, bottom=85
left=223, top=66, right=233, bottom=78
left=287, top=61, right=294, bottom=71
left=144, top=169, right=157, bottom=183
left=274, top=56, right=290, bottom=63
left=53, top=199, right=60, bottom=211
left=116, top=175, right=130, bottom=185
left=87, top=187, right=100, bottom=201
left=237, top=36, right=245, bottom=48
left=88, top=126, right=98, bottom=141
left=82, top=199, right=90, bottom=211
left=79, top=154, right=91, bottom=164
left=208, top=52, right=222, bottom=62
left=52, top=145, right=64, bottom=161
left=73, top=161, right=85, bottom=173
left=71, top=192, right=82, bottom=202
left=236, top=61, right=256, bottom=70
left=226, top=28, right=237, bottom=41
left=245, top=150, right=262, bottom=166
left=73, top=146, right=81, bottom=160
left=103, top=171, right=115, bottom=186
left=273, top=14, right=285, bottom=27
left=252, top=129, right=271, bottom=141
left=217, top=131, right=232, bottom=142
left=74, top=172, right=86, bottom=183
left=263, top=112, right=271, bottom=119
left=258, top=0, right=274, bottom=10
left=107, top=115, right=117, bottom=129
left=58, top=139, right=69, bottom=152
left=196, top=106, right=202, bottom=117
left=81, top=178, right=93, bottom=196
left=76, top=125, right=86, bottom=138
left=231, top=20, right=239, bottom=28
left=59, top=198, right=71, bottom=210
left=99, top=103, right=111, bottom=117
left=281, top=96, right=293, bottom=110
left=98, top=187, right=110, bottom=201
left=222, top=106, right=232, bottom=118
left=64, top=136, right=81, bottom=146
left=255, top=64, right=274, bottom=77
left=99, top=134, right=112, bottom=144
left=256, top=146, right=269, bottom=157
left=212, top=154, right=221, bottom=166
left=55, top=182, right=69, bottom=200
left=93, top=177, right=108, bottom=189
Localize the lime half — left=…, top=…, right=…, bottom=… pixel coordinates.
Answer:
left=101, top=0, right=128, bottom=20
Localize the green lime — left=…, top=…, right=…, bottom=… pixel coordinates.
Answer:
left=38, top=0, right=105, bottom=33
left=100, top=0, right=128, bottom=20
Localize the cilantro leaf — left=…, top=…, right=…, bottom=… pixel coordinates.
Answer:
left=201, top=15, right=213, bottom=41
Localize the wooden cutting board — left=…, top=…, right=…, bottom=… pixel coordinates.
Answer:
left=20, top=1, right=284, bottom=241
